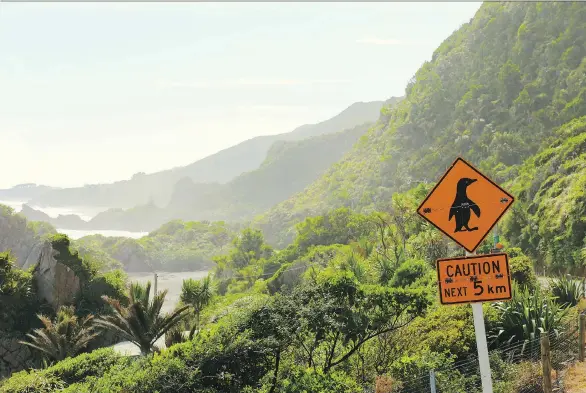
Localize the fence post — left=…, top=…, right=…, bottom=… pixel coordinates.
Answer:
left=429, top=369, right=437, bottom=393
left=578, top=313, right=586, bottom=362
left=541, top=332, right=553, bottom=393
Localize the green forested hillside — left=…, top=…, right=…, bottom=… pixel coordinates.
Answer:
left=503, top=117, right=586, bottom=274
left=256, top=1, right=586, bottom=247
left=167, top=122, right=374, bottom=221
left=73, top=220, right=236, bottom=272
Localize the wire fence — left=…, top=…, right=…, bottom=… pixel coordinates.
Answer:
left=379, top=318, right=582, bottom=393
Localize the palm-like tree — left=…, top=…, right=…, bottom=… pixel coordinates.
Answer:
left=96, top=281, right=189, bottom=355
left=20, top=305, right=99, bottom=364
left=180, top=275, right=214, bottom=339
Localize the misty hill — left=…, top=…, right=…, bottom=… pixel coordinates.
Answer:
left=25, top=100, right=387, bottom=209
left=167, top=121, right=375, bottom=221
left=73, top=219, right=237, bottom=272
left=19, top=120, right=384, bottom=232
left=254, top=1, right=586, bottom=246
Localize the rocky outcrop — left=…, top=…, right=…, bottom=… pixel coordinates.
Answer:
left=0, top=206, right=80, bottom=310
left=21, top=242, right=45, bottom=270
left=33, top=242, right=81, bottom=311
left=0, top=337, right=38, bottom=379
left=0, top=207, right=40, bottom=267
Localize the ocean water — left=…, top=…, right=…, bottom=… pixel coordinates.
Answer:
left=57, top=228, right=149, bottom=240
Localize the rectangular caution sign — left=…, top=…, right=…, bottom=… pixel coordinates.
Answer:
left=436, top=253, right=512, bottom=305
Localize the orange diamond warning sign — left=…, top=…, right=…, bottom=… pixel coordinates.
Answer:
left=417, top=157, right=514, bottom=253
left=437, top=253, right=512, bottom=305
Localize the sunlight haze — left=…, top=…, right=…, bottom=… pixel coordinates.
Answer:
left=0, top=2, right=481, bottom=188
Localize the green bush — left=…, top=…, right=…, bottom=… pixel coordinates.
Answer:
left=273, top=367, right=362, bottom=393
left=550, top=275, right=585, bottom=307
left=66, top=327, right=273, bottom=393
left=394, top=304, right=476, bottom=361
left=0, top=372, right=65, bottom=393
left=45, top=348, right=128, bottom=385
left=390, top=259, right=430, bottom=288
left=68, top=355, right=196, bottom=393
left=0, top=348, right=128, bottom=392
left=0, top=251, right=44, bottom=333
left=508, top=255, right=537, bottom=290
left=490, top=284, right=571, bottom=347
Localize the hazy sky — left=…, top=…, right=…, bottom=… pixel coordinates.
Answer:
left=0, top=2, right=481, bottom=189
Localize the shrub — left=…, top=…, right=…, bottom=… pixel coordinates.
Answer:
left=0, top=345, right=127, bottom=392
left=71, top=325, right=273, bottom=393
left=394, top=304, right=476, bottom=360
left=74, top=354, right=197, bottom=393
left=0, top=372, right=65, bottom=393
left=390, top=259, right=430, bottom=288
left=491, top=284, right=571, bottom=347
left=272, top=367, right=362, bottom=393
left=508, top=255, right=537, bottom=290
left=0, top=251, right=43, bottom=333
left=20, top=305, right=99, bottom=364
left=550, top=275, right=585, bottom=307
left=45, top=347, right=128, bottom=385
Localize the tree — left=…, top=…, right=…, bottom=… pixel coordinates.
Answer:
left=229, top=228, right=273, bottom=269
left=294, top=208, right=373, bottom=252
left=292, top=272, right=429, bottom=374
left=20, top=305, right=99, bottom=364
left=96, top=281, right=189, bottom=355
left=240, top=294, right=300, bottom=393
left=180, top=275, right=214, bottom=339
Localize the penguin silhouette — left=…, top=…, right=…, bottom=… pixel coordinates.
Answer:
left=449, top=178, right=480, bottom=233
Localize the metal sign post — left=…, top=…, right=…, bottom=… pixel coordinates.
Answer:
left=429, top=369, right=437, bottom=393
left=467, top=250, right=494, bottom=393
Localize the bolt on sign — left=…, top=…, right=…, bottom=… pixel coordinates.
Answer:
left=417, top=157, right=515, bottom=253
left=437, top=253, right=512, bottom=305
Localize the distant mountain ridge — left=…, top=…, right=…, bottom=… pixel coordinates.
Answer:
left=20, top=100, right=387, bottom=209
left=0, top=184, right=59, bottom=201
left=18, top=121, right=378, bottom=232
left=15, top=98, right=403, bottom=232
